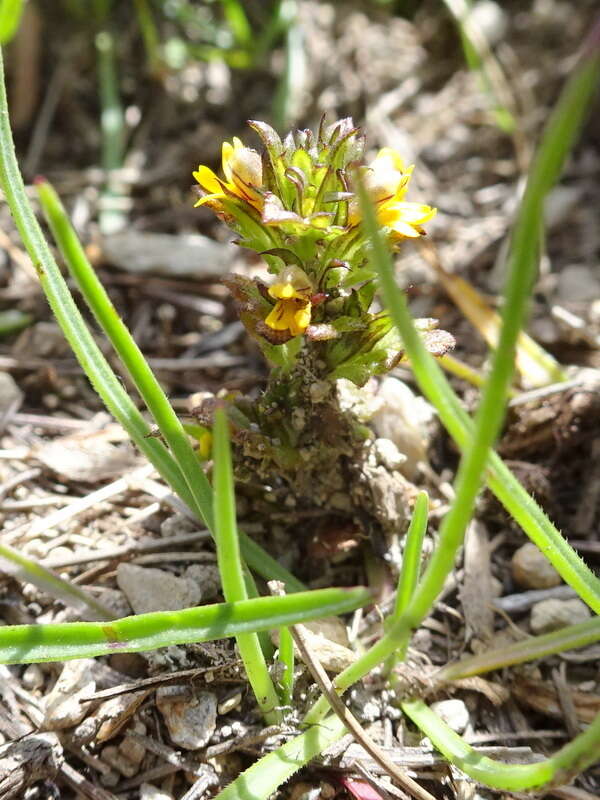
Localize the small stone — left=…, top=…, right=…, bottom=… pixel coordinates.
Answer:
left=430, top=699, right=470, bottom=734
left=371, top=377, right=435, bottom=479
left=119, top=735, right=146, bottom=766
left=530, top=598, right=591, bottom=634
left=511, top=543, right=562, bottom=589
left=43, top=660, right=96, bottom=730
left=140, top=784, right=173, bottom=800
left=116, top=563, right=201, bottom=614
left=217, top=692, right=242, bottom=716
left=0, top=371, right=23, bottom=414
left=21, top=664, right=44, bottom=690
left=469, top=1, right=508, bottom=46
left=156, top=687, right=217, bottom=750
left=373, top=438, right=406, bottom=471
left=556, top=264, right=600, bottom=304
left=185, top=564, right=222, bottom=602
left=102, top=744, right=139, bottom=778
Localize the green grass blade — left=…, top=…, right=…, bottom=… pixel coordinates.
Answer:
left=0, top=587, right=371, bottom=665
left=401, top=698, right=600, bottom=790
left=213, top=408, right=281, bottom=723
left=436, top=616, right=600, bottom=681
left=213, top=714, right=347, bottom=800
left=277, top=624, right=294, bottom=707
left=0, top=542, right=115, bottom=621
left=0, top=51, right=196, bottom=517
left=303, top=41, right=600, bottom=728
left=0, top=0, right=24, bottom=45
left=384, top=491, right=428, bottom=672
left=35, top=178, right=305, bottom=593
left=392, top=491, right=428, bottom=622
left=367, top=38, right=600, bottom=614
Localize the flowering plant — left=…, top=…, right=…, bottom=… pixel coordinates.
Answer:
left=193, top=118, right=453, bottom=517
left=194, top=118, right=452, bottom=385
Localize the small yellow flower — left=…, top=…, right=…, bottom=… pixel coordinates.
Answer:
left=264, top=266, right=312, bottom=337
left=193, top=137, right=263, bottom=211
left=349, top=147, right=436, bottom=238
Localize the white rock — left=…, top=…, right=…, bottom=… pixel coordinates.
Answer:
left=373, top=438, right=407, bottom=471
left=43, top=660, right=96, bottom=729
left=469, top=1, right=508, bottom=46
left=21, top=664, right=44, bottom=690
left=116, top=564, right=201, bottom=614
left=511, top=542, right=561, bottom=589
left=371, top=377, right=435, bottom=479
left=530, top=598, right=591, bottom=635
left=140, top=784, right=173, bottom=800
left=556, top=264, right=600, bottom=304
left=101, top=231, right=236, bottom=279
left=156, top=687, right=217, bottom=750
left=430, top=699, right=470, bottom=733
left=0, top=372, right=22, bottom=414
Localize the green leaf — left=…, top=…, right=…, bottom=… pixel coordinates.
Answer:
left=0, top=587, right=371, bottom=665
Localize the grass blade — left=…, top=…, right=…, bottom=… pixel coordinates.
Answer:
left=35, top=178, right=304, bottom=593
left=436, top=616, right=600, bottom=681
left=213, top=407, right=281, bottom=723
left=0, top=586, right=371, bottom=665
left=401, top=698, right=600, bottom=790
left=0, top=541, right=115, bottom=621
left=213, top=714, right=348, bottom=800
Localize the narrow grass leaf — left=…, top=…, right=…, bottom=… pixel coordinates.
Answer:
left=436, top=616, right=600, bottom=681
left=36, top=178, right=304, bottom=593
left=0, top=542, right=115, bottom=621
left=213, top=407, right=282, bottom=723
left=213, top=715, right=347, bottom=800
left=0, top=586, right=371, bottom=665
left=401, top=698, right=600, bottom=790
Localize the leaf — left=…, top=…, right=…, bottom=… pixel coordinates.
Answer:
left=0, top=586, right=372, bottom=665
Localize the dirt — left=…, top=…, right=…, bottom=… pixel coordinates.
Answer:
left=0, top=1, right=599, bottom=798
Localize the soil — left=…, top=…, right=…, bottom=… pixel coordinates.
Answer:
left=0, top=1, right=599, bottom=798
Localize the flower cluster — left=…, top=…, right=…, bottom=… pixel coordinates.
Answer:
left=194, top=118, right=451, bottom=385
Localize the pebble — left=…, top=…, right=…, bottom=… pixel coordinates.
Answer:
left=0, top=371, right=23, bottom=414
left=430, top=698, right=470, bottom=734
left=119, top=734, right=146, bottom=766
left=21, top=663, right=44, bottom=690
left=140, top=784, right=173, bottom=800
left=156, top=687, right=217, bottom=750
left=530, top=598, right=591, bottom=634
left=373, top=438, right=407, bottom=471
left=116, top=563, right=201, bottom=614
left=43, top=660, right=96, bottom=730
left=371, top=377, right=435, bottom=479
left=556, top=264, right=600, bottom=304
left=185, top=564, right=222, bottom=602
left=511, top=542, right=562, bottom=590
left=101, top=231, right=236, bottom=280
left=469, top=1, right=507, bottom=46
left=102, top=744, right=140, bottom=778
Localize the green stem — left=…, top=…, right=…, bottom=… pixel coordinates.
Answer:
left=436, top=616, right=600, bottom=681
left=213, top=408, right=281, bottom=724
left=35, top=179, right=304, bottom=593
left=402, top=698, right=600, bottom=790
left=0, top=542, right=114, bottom=621
left=0, top=587, right=371, bottom=665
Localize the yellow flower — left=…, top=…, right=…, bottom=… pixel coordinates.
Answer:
left=193, top=137, right=263, bottom=211
left=264, top=266, right=312, bottom=337
left=349, top=147, right=436, bottom=238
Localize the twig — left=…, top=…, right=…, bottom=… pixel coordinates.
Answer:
left=289, top=621, right=436, bottom=800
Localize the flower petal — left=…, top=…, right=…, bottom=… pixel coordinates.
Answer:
left=193, top=166, right=223, bottom=195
